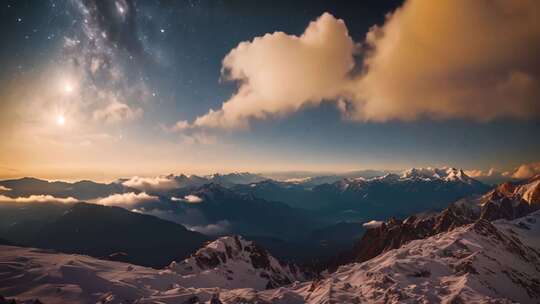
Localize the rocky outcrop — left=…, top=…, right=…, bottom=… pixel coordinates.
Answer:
left=0, top=296, right=42, bottom=304
left=331, top=175, right=540, bottom=269
left=169, top=236, right=310, bottom=290
left=217, top=210, right=540, bottom=304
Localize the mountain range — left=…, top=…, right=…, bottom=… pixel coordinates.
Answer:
left=1, top=171, right=540, bottom=302
left=329, top=173, right=540, bottom=270
left=0, top=202, right=209, bottom=267
left=234, top=167, right=489, bottom=221
left=0, top=167, right=493, bottom=266
left=1, top=207, right=539, bottom=303
left=0, top=173, right=268, bottom=200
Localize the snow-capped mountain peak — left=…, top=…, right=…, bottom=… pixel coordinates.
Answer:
left=168, top=235, right=308, bottom=290
left=400, top=167, right=475, bottom=184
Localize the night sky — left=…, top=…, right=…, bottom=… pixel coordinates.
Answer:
left=1, top=0, right=539, bottom=181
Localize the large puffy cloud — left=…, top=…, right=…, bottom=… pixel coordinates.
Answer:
left=0, top=194, right=78, bottom=204
left=184, top=1, right=540, bottom=130
left=352, top=0, right=540, bottom=121
left=191, top=13, right=356, bottom=129
left=95, top=192, right=159, bottom=208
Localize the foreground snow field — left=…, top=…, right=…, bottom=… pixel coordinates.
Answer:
left=1, top=211, right=540, bottom=303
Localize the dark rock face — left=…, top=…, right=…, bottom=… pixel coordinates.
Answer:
left=195, top=250, right=226, bottom=270
left=330, top=175, right=540, bottom=270
left=210, top=293, right=223, bottom=304
left=0, top=296, right=43, bottom=304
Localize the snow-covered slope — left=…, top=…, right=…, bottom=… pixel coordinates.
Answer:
left=333, top=174, right=540, bottom=268
left=0, top=236, right=308, bottom=303
left=0, top=246, right=215, bottom=304
left=169, top=236, right=308, bottom=290
left=220, top=210, right=540, bottom=303
left=2, top=212, right=540, bottom=303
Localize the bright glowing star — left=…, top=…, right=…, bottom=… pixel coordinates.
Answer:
left=56, top=115, right=65, bottom=126
left=63, top=83, right=73, bottom=93
left=116, top=1, right=126, bottom=15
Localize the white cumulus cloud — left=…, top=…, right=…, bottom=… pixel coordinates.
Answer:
left=190, top=12, right=356, bottom=130
left=122, top=175, right=180, bottom=191
left=0, top=194, right=78, bottom=204
left=95, top=192, right=159, bottom=208
left=179, top=1, right=540, bottom=130
left=171, top=194, right=203, bottom=204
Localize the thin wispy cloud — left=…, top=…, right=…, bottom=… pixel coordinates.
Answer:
left=172, top=194, right=203, bottom=204
left=0, top=194, right=78, bottom=204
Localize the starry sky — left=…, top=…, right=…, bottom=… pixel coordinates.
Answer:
left=0, top=0, right=539, bottom=181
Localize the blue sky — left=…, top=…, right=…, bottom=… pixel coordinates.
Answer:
left=0, top=0, right=539, bottom=181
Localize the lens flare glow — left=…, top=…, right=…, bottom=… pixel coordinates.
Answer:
left=63, top=84, right=74, bottom=93
left=56, top=115, right=66, bottom=126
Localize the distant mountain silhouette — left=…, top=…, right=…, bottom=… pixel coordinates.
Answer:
left=235, top=167, right=489, bottom=222
left=0, top=202, right=209, bottom=267
left=0, top=177, right=129, bottom=200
